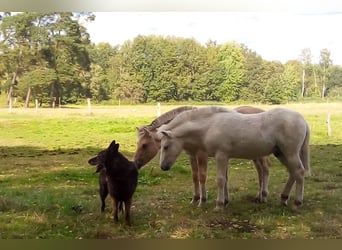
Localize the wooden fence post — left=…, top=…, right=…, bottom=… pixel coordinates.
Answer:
left=327, top=112, right=332, bottom=136
left=35, top=99, right=38, bottom=113
left=157, top=102, right=161, bottom=117
left=8, top=97, right=12, bottom=113
left=87, top=98, right=92, bottom=115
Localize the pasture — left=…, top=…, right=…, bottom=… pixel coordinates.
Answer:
left=0, top=103, right=342, bottom=239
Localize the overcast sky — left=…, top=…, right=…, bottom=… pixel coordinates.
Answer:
left=85, top=11, right=342, bottom=65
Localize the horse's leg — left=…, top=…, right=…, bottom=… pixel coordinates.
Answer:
left=214, top=152, right=228, bottom=211
left=189, top=155, right=201, bottom=206
left=253, top=159, right=264, bottom=203
left=279, top=154, right=305, bottom=207
left=112, top=198, right=119, bottom=223
left=256, top=156, right=270, bottom=202
left=281, top=175, right=295, bottom=206
left=259, top=157, right=270, bottom=202
left=224, top=167, right=228, bottom=206
left=124, top=199, right=132, bottom=226
left=289, top=157, right=305, bottom=207
left=197, top=152, right=208, bottom=207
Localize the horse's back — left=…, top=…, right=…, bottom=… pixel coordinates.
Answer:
left=202, top=107, right=308, bottom=158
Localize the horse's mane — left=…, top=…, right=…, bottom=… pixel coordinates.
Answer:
left=140, top=106, right=197, bottom=133
left=163, top=106, right=234, bottom=130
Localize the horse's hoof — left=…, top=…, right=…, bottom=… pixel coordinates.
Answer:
left=214, top=201, right=225, bottom=212
left=197, top=198, right=207, bottom=208
left=255, top=196, right=267, bottom=203
left=294, top=199, right=303, bottom=207
left=280, top=194, right=289, bottom=206
left=213, top=206, right=224, bottom=212
left=190, top=196, right=200, bottom=206
left=190, top=200, right=199, bottom=206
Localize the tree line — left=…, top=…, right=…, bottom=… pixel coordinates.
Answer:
left=1, top=12, right=342, bottom=107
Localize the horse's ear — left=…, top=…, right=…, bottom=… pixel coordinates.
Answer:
left=161, top=130, right=172, bottom=138
left=143, top=127, right=152, bottom=136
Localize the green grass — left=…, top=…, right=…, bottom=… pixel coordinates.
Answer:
left=0, top=103, right=342, bottom=239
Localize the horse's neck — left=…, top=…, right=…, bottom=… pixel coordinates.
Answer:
left=174, top=121, right=208, bottom=139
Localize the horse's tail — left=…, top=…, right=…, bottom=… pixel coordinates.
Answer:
left=301, top=122, right=311, bottom=176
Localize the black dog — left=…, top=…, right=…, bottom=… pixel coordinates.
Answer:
left=88, top=140, right=138, bottom=226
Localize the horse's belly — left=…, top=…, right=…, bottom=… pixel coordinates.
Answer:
left=207, top=140, right=273, bottom=159
left=229, top=147, right=271, bottom=159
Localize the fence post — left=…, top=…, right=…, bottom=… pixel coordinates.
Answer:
left=87, top=98, right=92, bottom=115
left=35, top=99, right=38, bottom=113
left=326, top=112, right=332, bottom=136
left=157, top=102, right=161, bottom=117
left=8, top=97, right=12, bottom=113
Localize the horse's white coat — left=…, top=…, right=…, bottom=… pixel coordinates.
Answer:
left=158, top=106, right=310, bottom=210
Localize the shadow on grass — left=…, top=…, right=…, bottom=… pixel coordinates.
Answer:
left=0, top=145, right=135, bottom=159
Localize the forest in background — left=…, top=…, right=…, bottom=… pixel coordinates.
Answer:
left=1, top=12, right=342, bottom=107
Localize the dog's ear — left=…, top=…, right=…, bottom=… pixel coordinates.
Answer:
left=108, top=140, right=119, bottom=152
left=108, top=140, right=116, bottom=148
left=88, top=156, right=98, bottom=165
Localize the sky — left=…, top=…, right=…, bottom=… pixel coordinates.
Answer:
left=85, top=11, right=342, bottom=65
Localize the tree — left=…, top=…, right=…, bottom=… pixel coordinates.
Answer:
left=240, top=45, right=268, bottom=102
left=264, top=63, right=298, bottom=104
left=0, top=12, right=93, bottom=106
left=216, top=42, right=245, bottom=102
left=299, top=48, right=313, bottom=98
left=285, top=60, right=304, bottom=98
left=325, top=65, right=342, bottom=97
left=18, top=68, right=57, bottom=106
left=319, top=48, right=332, bottom=98
left=0, top=13, right=40, bottom=105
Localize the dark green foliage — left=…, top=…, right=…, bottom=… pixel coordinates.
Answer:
left=1, top=13, right=341, bottom=105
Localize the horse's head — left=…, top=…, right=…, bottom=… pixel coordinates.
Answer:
left=134, top=126, right=160, bottom=169
left=159, top=130, right=183, bottom=171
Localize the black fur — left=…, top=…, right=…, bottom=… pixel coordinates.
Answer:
left=88, top=140, right=138, bottom=226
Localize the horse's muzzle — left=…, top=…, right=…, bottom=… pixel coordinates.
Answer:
left=134, top=159, right=144, bottom=169
left=160, top=162, right=171, bottom=171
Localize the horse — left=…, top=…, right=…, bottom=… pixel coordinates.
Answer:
left=134, top=106, right=271, bottom=206
left=157, top=106, right=310, bottom=211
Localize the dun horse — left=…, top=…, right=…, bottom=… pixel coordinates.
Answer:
left=157, top=106, right=310, bottom=211
left=134, top=106, right=271, bottom=206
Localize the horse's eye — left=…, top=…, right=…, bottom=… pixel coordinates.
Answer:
left=163, top=146, right=168, bottom=150
left=142, top=144, right=147, bottom=149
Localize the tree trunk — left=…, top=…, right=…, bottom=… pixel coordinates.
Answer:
left=322, top=83, right=326, bottom=99
left=7, top=72, right=17, bottom=105
left=301, top=69, right=305, bottom=98
left=25, top=87, right=31, bottom=108
left=322, top=66, right=326, bottom=99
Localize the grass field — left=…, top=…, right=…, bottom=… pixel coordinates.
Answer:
left=0, top=103, right=342, bottom=239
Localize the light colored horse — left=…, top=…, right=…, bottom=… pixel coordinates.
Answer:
left=157, top=106, right=310, bottom=211
left=134, top=106, right=271, bottom=206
